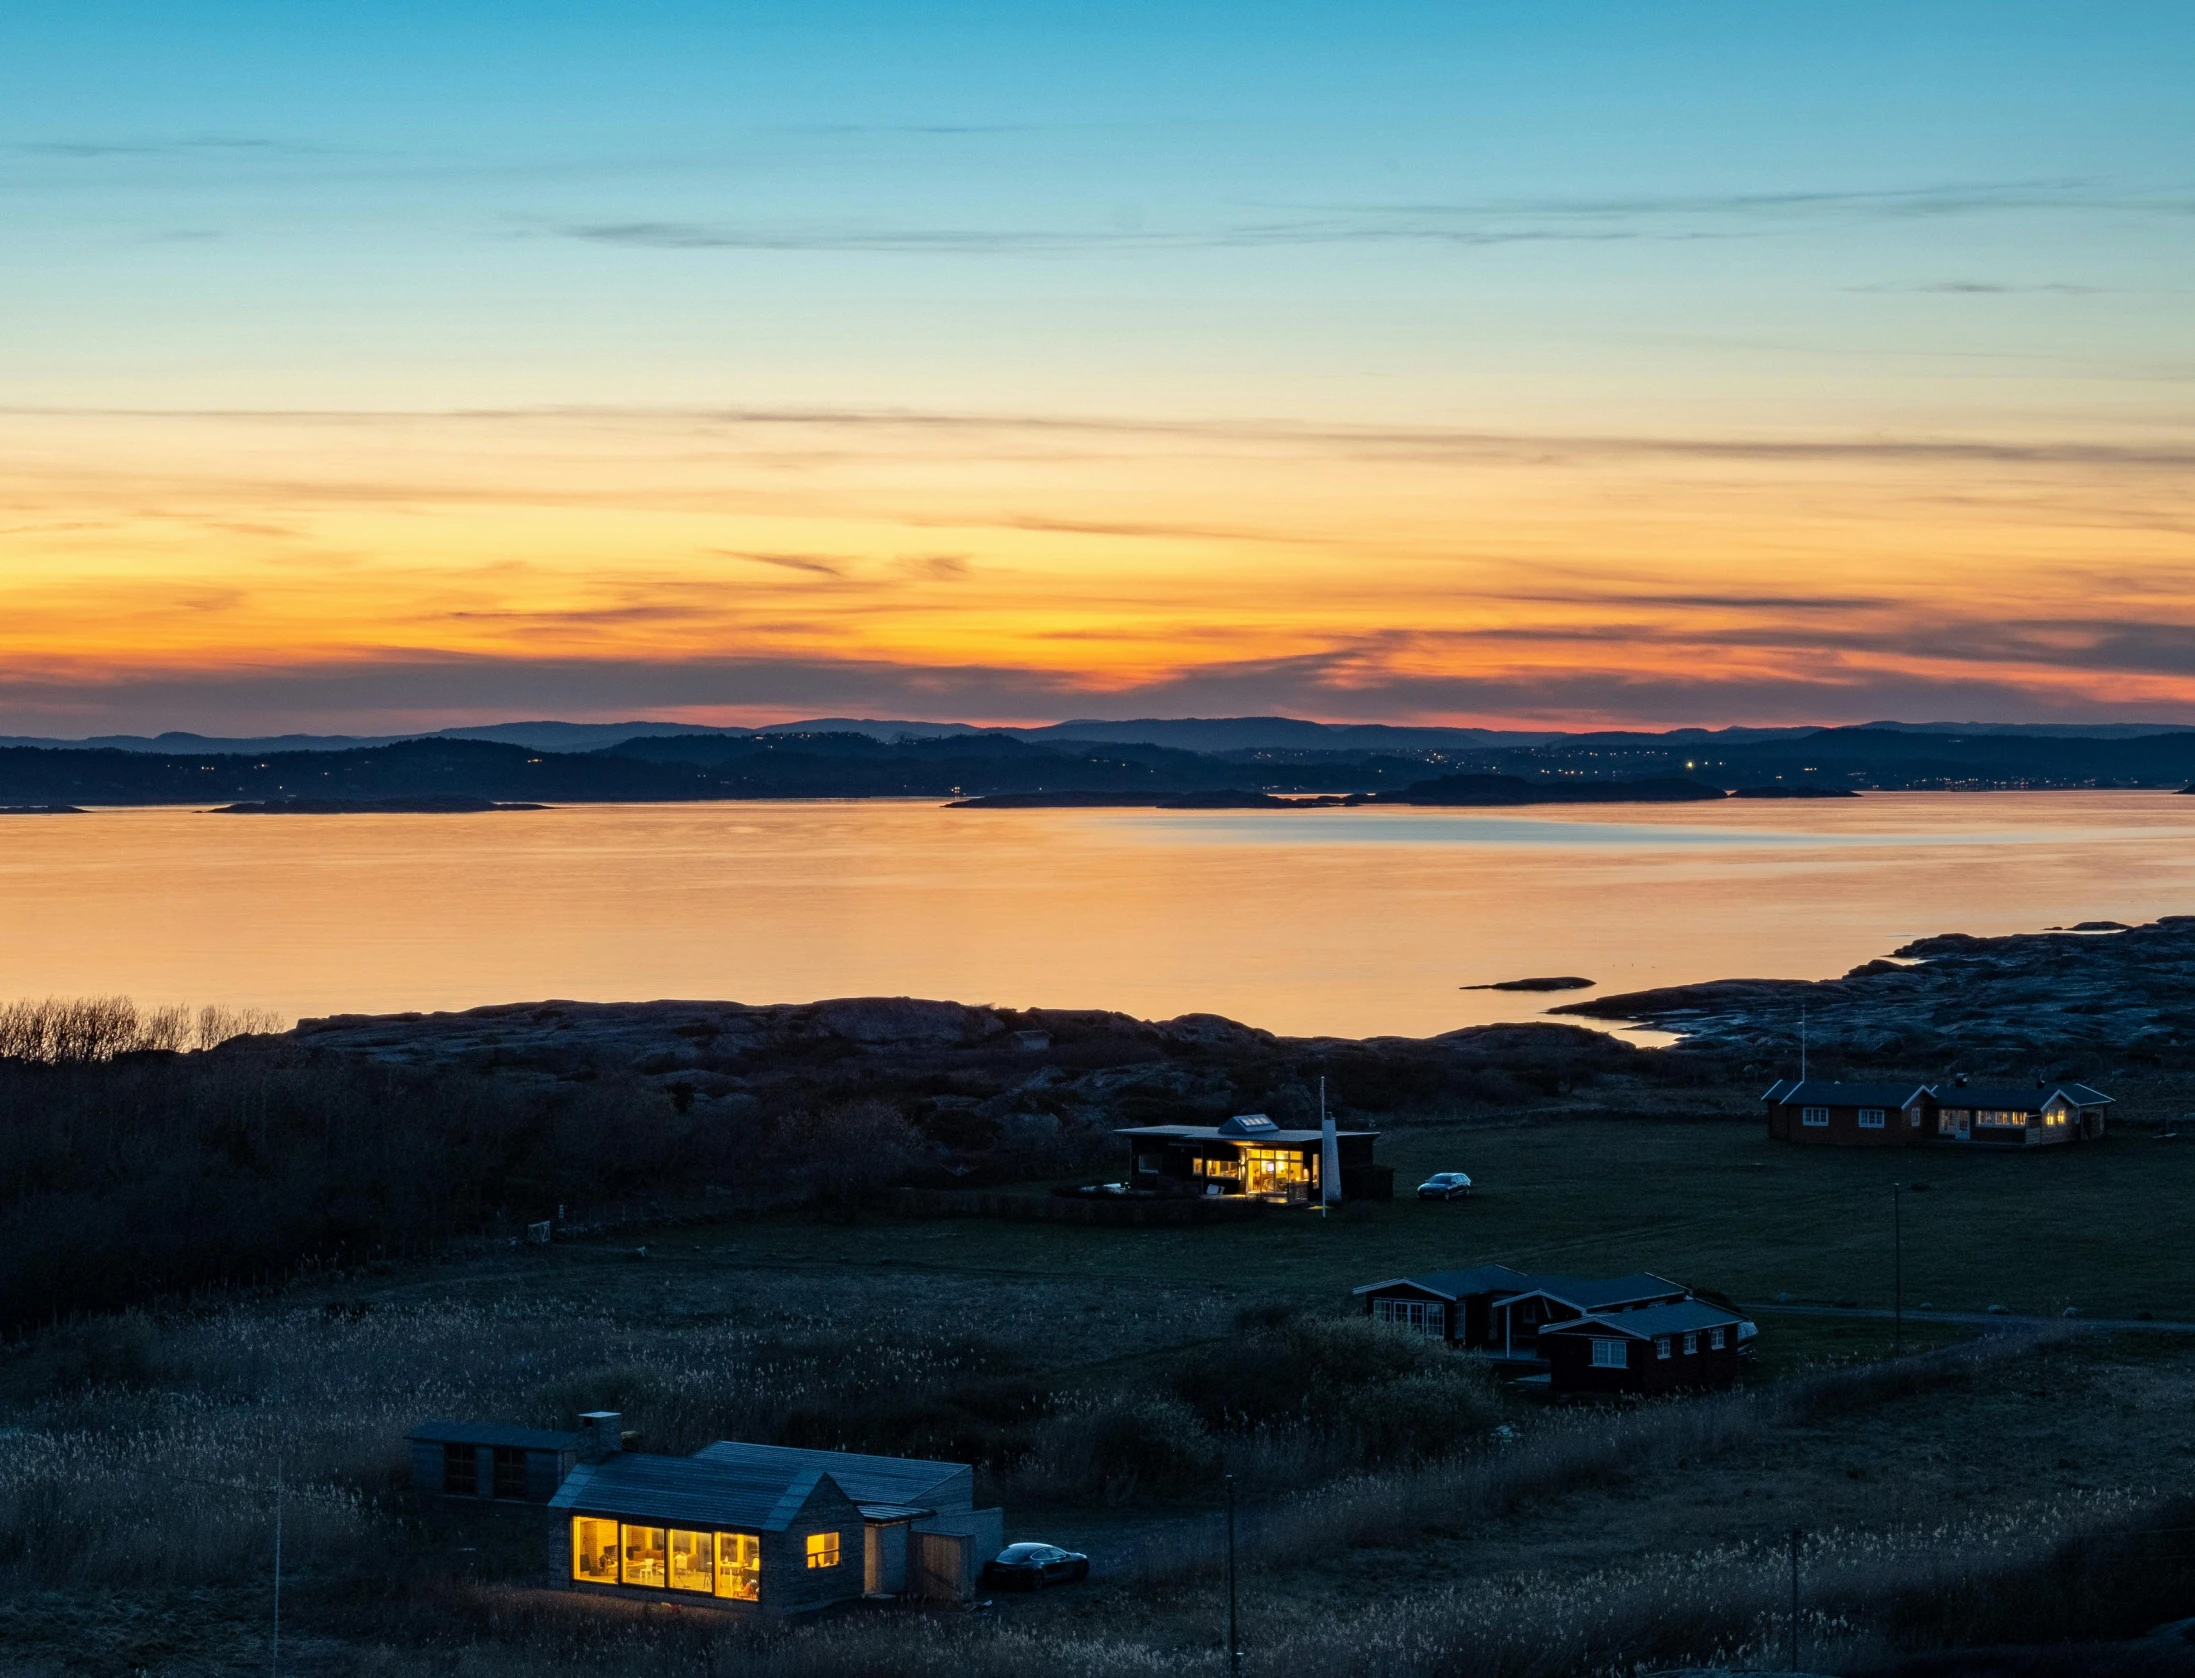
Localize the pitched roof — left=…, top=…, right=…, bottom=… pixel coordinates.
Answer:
left=1541, top=1300, right=1749, bottom=1338
left=548, top=1452, right=840, bottom=1532
left=1933, top=1083, right=2112, bottom=1109
left=1760, top=1080, right=1931, bottom=1108
left=1493, top=1273, right=1688, bottom=1311
left=408, top=1419, right=581, bottom=1452
left=690, top=1440, right=968, bottom=1508
left=1351, top=1264, right=1533, bottom=1300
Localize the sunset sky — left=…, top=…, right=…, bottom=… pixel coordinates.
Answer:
left=5, top=2, right=2192, bottom=735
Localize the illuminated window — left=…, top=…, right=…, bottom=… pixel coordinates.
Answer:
left=717, top=1531, right=761, bottom=1601
left=1938, top=1108, right=1968, bottom=1133
left=571, top=1517, right=618, bottom=1583
left=1655, top=1337, right=1672, bottom=1360
left=1242, top=1148, right=1311, bottom=1196
left=1858, top=1108, right=1885, bottom=1129
left=1591, top=1339, right=1626, bottom=1368
left=621, top=1524, right=667, bottom=1588
left=1373, top=1298, right=1446, bottom=1338
left=1192, top=1156, right=1241, bottom=1178
left=1801, top=1107, right=1829, bottom=1127
left=668, top=1529, right=715, bottom=1593
left=806, top=1531, right=841, bottom=1570
left=442, top=1442, right=477, bottom=1495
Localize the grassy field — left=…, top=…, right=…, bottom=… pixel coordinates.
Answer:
left=8, top=1106, right=2195, bottom=1676
left=607, top=1114, right=2195, bottom=1327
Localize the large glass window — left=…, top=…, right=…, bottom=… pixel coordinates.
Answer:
left=621, top=1524, right=668, bottom=1588
left=1373, top=1298, right=1446, bottom=1338
left=1801, top=1107, right=1829, bottom=1127
left=1858, top=1108, right=1885, bottom=1129
left=668, top=1529, right=715, bottom=1593
left=806, top=1531, right=841, bottom=1570
left=492, top=1446, right=528, bottom=1499
left=571, top=1517, right=619, bottom=1583
left=717, top=1531, right=761, bottom=1601
left=1242, top=1148, right=1311, bottom=1197
left=443, top=1442, right=477, bottom=1495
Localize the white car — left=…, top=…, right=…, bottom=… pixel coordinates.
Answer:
left=1416, top=1172, right=1473, bottom=1201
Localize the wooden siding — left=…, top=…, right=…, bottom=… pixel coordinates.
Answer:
left=1544, top=1326, right=1741, bottom=1396
left=1766, top=1102, right=1929, bottom=1148
left=761, top=1476, right=866, bottom=1616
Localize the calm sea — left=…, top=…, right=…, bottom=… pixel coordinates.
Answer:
left=4, top=793, right=2193, bottom=1039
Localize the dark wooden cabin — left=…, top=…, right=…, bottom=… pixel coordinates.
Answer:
left=1929, top=1082, right=2112, bottom=1147
left=1761, top=1081, right=1932, bottom=1147
left=1539, top=1300, right=1748, bottom=1396
left=1484, top=1273, right=1692, bottom=1363
left=1763, top=1079, right=2113, bottom=1149
left=1119, top=1112, right=1391, bottom=1201
left=1351, top=1264, right=1534, bottom=1349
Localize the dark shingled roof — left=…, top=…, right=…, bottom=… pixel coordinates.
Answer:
left=1117, top=1123, right=1377, bottom=1144
left=1933, top=1083, right=2112, bottom=1110
left=692, top=1440, right=968, bottom=1508
left=1494, top=1273, right=1689, bottom=1312
left=1760, top=1080, right=1931, bottom=1108
left=1542, top=1300, right=1750, bottom=1339
left=1352, top=1265, right=1533, bottom=1300
left=408, top=1420, right=580, bottom=1452
left=548, top=1452, right=837, bottom=1532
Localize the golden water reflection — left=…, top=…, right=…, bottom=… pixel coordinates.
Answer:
left=1, top=793, right=2191, bottom=1039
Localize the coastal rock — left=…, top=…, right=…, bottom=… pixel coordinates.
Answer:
left=1554, top=916, right=2195, bottom=1064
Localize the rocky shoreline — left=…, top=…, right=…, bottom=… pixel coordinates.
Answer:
left=1556, top=916, right=2195, bottom=1067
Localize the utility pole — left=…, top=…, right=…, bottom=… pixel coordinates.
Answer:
left=1787, top=1527, right=1802, bottom=1673
left=1226, top=1474, right=1240, bottom=1677
left=272, top=1459, right=284, bottom=1678
left=1893, top=1182, right=1904, bottom=1357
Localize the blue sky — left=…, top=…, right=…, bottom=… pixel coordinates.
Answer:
left=3, top=3, right=2192, bottom=732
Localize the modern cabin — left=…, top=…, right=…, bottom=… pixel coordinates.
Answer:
left=1928, top=1082, right=2112, bottom=1147
left=1539, top=1300, right=1748, bottom=1396
left=1762, top=1079, right=2113, bottom=1149
left=408, top=1420, right=580, bottom=1504
left=1118, top=1112, right=1392, bottom=1201
left=410, top=1411, right=1004, bottom=1612
left=1761, top=1081, right=1932, bottom=1147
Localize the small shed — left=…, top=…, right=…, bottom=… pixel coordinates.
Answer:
left=407, top=1420, right=580, bottom=1504
left=1540, top=1300, right=1750, bottom=1395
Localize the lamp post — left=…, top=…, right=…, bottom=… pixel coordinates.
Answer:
left=1893, top=1182, right=1903, bottom=1357
left=1226, top=1474, right=1240, bottom=1676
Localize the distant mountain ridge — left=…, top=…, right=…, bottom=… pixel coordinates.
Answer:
left=2, top=720, right=2194, bottom=806
left=5, top=714, right=2185, bottom=756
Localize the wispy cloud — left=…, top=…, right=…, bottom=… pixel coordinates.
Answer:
left=1846, top=280, right=2108, bottom=295
left=711, top=549, right=847, bottom=578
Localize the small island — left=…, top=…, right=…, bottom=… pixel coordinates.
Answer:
left=0, top=804, right=85, bottom=815
left=1462, top=976, right=1596, bottom=992
left=212, top=796, right=549, bottom=814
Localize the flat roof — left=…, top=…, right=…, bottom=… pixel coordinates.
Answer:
left=1118, top=1124, right=1377, bottom=1144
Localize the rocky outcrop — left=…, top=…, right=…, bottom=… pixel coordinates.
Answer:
left=1554, top=916, right=2195, bottom=1065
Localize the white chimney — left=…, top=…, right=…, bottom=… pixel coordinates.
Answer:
left=578, top=1411, right=623, bottom=1463
left=1320, top=1076, right=1340, bottom=1207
